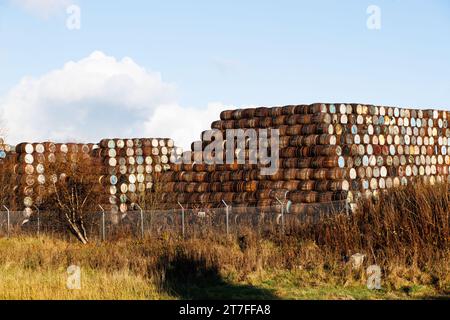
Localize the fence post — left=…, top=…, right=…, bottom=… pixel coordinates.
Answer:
left=33, top=205, right=40, bottom=237
left=283, top=191, right=288, bottom=231
left=133, top=203, right=144, bottom=239
left=275, top=197, right=285, bottom=234
left=3, top=206, right=10, bottom=238
left=98, top=205, right=105, bottom=242
left=178, top=202, right=185, bottom=239
left=222, top=200, right=230, bottom=236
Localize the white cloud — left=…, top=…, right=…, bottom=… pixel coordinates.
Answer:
left=0, top=51, right=229, bottom=150
left=144, top=102, right=228, bottom=150
left=11, top=0, right=71, bottom=18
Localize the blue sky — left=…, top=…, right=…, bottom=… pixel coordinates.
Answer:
left=0, top=0, right=449, bottom=146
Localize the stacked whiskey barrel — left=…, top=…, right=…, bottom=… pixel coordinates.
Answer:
left=158, top=104, right=344, bottom=213
left=93, top=138, right=181, bottom=213
left=6, top=142, right=97, bottom=214
left=1, top=102, right=449, bottom=215
left=326, top=104, right=450, bottom=199
left=159, top=103, right=450, bottom=213
left=0, top=138, right=182, bottom=214
left=0, top=137, right=12, bottom=160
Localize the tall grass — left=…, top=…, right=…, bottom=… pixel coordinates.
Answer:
left=290, top=182, right=449, bottom=273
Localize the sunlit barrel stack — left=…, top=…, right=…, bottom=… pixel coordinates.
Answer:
left=1, top=102, right=449, bottom=215
left=159, top=103, right=450, bottom=213
left=94, top=138, right=181, bottom=213
left=0, top=137, right=14, bottom=161
left=5, top=142, right=97, bottom=214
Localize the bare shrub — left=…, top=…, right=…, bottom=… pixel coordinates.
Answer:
left=40, top=154, right=99, bottom=244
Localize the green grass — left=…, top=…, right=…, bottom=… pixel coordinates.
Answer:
left=246, top=271, right=438, bottom=300
left=0, top=237, right=447, bottom=300
left=3, top=265, right=440, bottom=300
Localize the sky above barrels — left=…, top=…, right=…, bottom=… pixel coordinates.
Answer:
left=0, top=0, right=449, bottom=149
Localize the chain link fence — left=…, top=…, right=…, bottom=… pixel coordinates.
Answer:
left=0, top=200, right=351, bottom=241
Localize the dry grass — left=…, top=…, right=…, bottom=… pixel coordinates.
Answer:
left=286, top=181, right=450, bottom=292
left=0, top=183, right=448, bottom=300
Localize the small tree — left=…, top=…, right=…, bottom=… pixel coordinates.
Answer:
left=42, top=153, right=98, bottom=244
left=139, top=172, right=164, bottom=210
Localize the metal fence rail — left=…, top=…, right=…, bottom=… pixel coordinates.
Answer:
left=0, top=200, right=350, bottom=241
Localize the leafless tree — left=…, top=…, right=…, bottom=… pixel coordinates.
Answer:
left=138, top=172, right=165, bottom=210
left=42, top=154, right=98, bottom=244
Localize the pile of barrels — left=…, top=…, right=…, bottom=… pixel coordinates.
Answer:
left=0, top=137, right=13, bottom=160
left=3, top=142, right=97, bottom=214
left=93, top=138, right=181, bottom=213
left=159, top=103, right=450, bottom=213
left=2, top=102, right=450, bottom=215
left=1, top=138, right=182, bottom=214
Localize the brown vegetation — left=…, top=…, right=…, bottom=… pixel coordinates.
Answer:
left=39, top=155, right=99, bottom=244
left=285, top=182, right=449, bottom=275
left=0, top=177, right=448, bottom=299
